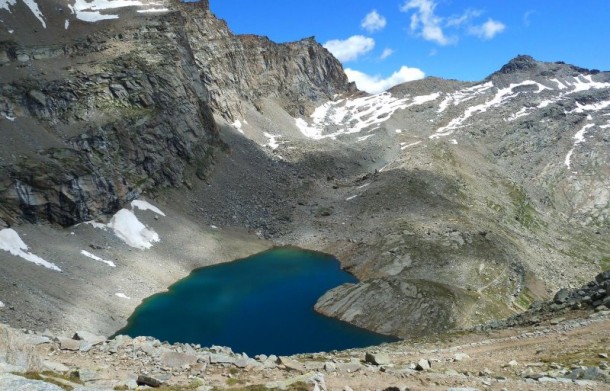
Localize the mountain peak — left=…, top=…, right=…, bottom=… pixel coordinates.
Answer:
left=497, top=55, right=538, bottom=75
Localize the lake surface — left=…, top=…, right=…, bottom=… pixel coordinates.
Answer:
left=116, top=247, right=397, bottom=356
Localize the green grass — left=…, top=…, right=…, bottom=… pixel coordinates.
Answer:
left=600, top=257, right=610, bottom=271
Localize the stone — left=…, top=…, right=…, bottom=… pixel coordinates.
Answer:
left=57, top=338, right=81, bottom=351
left=365, top=351, right=391, bottom=365
left=324, top=362, right=336, bottom=372
left=453, top=353, right=470, bottom=361
left=537, top=377, right=559, bottom=383
left=304, top=361, right=325, bottom=371
left=415, top=358, right=431, bottom=371
left=336, top=361, right=362, bottom=373
left=0, top=373, right=64, bottom=391
left=137, top=374, right=164, bottom=387
left=73, top=330, right=106, bottom=346
left=595, top=270, right=610, bottom=283
left=446, top=388, right=480, bottom=391
left=43, top=360, right=70, bottom=372
left=209, top=353, right=235, bottom=364
left=550, top=317, right=565, bottom=325
left=567, top=366, right=609, bottom=381
left=277, top=356, right=306, bottom=372
left=160, top=352, right=198, bottom=368
left=553, top=288, right=570, bottom=304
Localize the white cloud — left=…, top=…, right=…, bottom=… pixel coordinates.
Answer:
left=345, top=66, right=425, bottom=94
left=401, top=0, right=505, bottom=45
left=401, top=0, right=454, bottom=45
left=361, top=10, right=387, bottom=33
left=469, top=18, right=506, bottom=40
left=323, top=35, right=375, bottom=62
left=380, top=48, right=394, bottom=60
left=446, top=9, right=482, bottom=27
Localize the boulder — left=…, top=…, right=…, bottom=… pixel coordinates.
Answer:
left=160, top=352, right=198, bottom=368
left=0, top=373, right=64, bottom=391
left=415, top=358, right=431, bottom=371
left=365, top=351, right=391, bottom=365
left=57, top=338, right=81, bottom=351
left=277, top=356, right=306, bottom=372
left=595, top=270, right=610, bottom=283
left=137, top=374, right=164, bottom=387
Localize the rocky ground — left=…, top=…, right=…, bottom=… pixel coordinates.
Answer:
left=2, top=270, right=610, bottom=390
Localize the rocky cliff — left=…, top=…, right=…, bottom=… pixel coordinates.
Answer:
left=0, top=0, right=354, bottom=226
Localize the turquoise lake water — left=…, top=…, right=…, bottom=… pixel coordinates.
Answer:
left=116, top=247, right=397, bottom=356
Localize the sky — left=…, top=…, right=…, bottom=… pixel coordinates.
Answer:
left=208, top=0, right=610, bottom=94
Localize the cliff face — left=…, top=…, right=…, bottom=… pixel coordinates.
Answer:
left=0, top=2, right=354, bottom=226
left=182, top=8, right=356, bottom=119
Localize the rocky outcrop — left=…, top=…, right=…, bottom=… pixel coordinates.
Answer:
left=182, top=8, right=356, bottom=119
left=0, top=11, right=221, bottom=225
left=315, top=278, right=476, bottom=337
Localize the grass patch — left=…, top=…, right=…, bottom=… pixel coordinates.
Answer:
left=514, top=287, right=536, bottom=311
left=600, top=257, right=610, bottom=271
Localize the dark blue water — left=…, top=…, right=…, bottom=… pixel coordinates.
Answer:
left=116, top=247, right=397, bottom=355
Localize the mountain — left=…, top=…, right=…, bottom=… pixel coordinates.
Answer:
left=0, top=0, right=609, bottom=346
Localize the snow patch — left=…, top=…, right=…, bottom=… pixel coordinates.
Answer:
left=64, top=19, right=69, bottom=29
left=2, top=113, right=15, bottom=121
left=22, top=0, right=46, bottom=27
left=137, top=7, right=169, bottom=13
left=0, top=228, right=61, bottom=271
left=80, top=250, right=116, bottom=267
left=71, top=0, right=167, bottom=22
left=570, top=99, right=610, bottom=114
left=296, top=92, right=441, bottom=140
left=232, top=119, right=244, bottom=134
left=263, top=132, right=280, bottom=149
left=115, top=293, right=130, bottom=299
left=107, top=209, right=160, bottom=249
left=432, top=81, right=550, bottom=139
left=401, top=141, right=422, bottom=150
left=565, top=123, right=595, bottom=169
left=0, top=301, right=4, bottom=308
left=131, top=200, right=165, bottom=216
left=345, top=195, right=358, bottom=201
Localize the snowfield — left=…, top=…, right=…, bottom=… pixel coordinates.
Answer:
left=1, top=0, right=170, bottom=26
left=0, top=228, right=61, bottom=271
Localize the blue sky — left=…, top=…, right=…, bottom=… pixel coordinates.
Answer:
left=209, top=1, right=610, bottom=93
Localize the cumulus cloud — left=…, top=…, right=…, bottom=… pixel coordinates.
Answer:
left=401, top=0, right=453, bottom=45
left=323, top=35, right=375, bottom=62
left=380, top=48, right=394, bottom=60
left=469, top=19, right=506, bottom=40
left=400, top=0, right=505, bottom=44
left=361, top=10, right=387, bottom=33
left=345, top=66, right=425, bottom=94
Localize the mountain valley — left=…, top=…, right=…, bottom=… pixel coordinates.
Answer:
left=0, top=1, right=609, bottom=389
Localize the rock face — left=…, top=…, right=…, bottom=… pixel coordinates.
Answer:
left=184, top=8, right=357, bottom=118
left=0, top=1, right=354, bottom=226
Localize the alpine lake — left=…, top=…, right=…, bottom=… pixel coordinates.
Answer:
left=116, top=247, right=397, bottom=356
